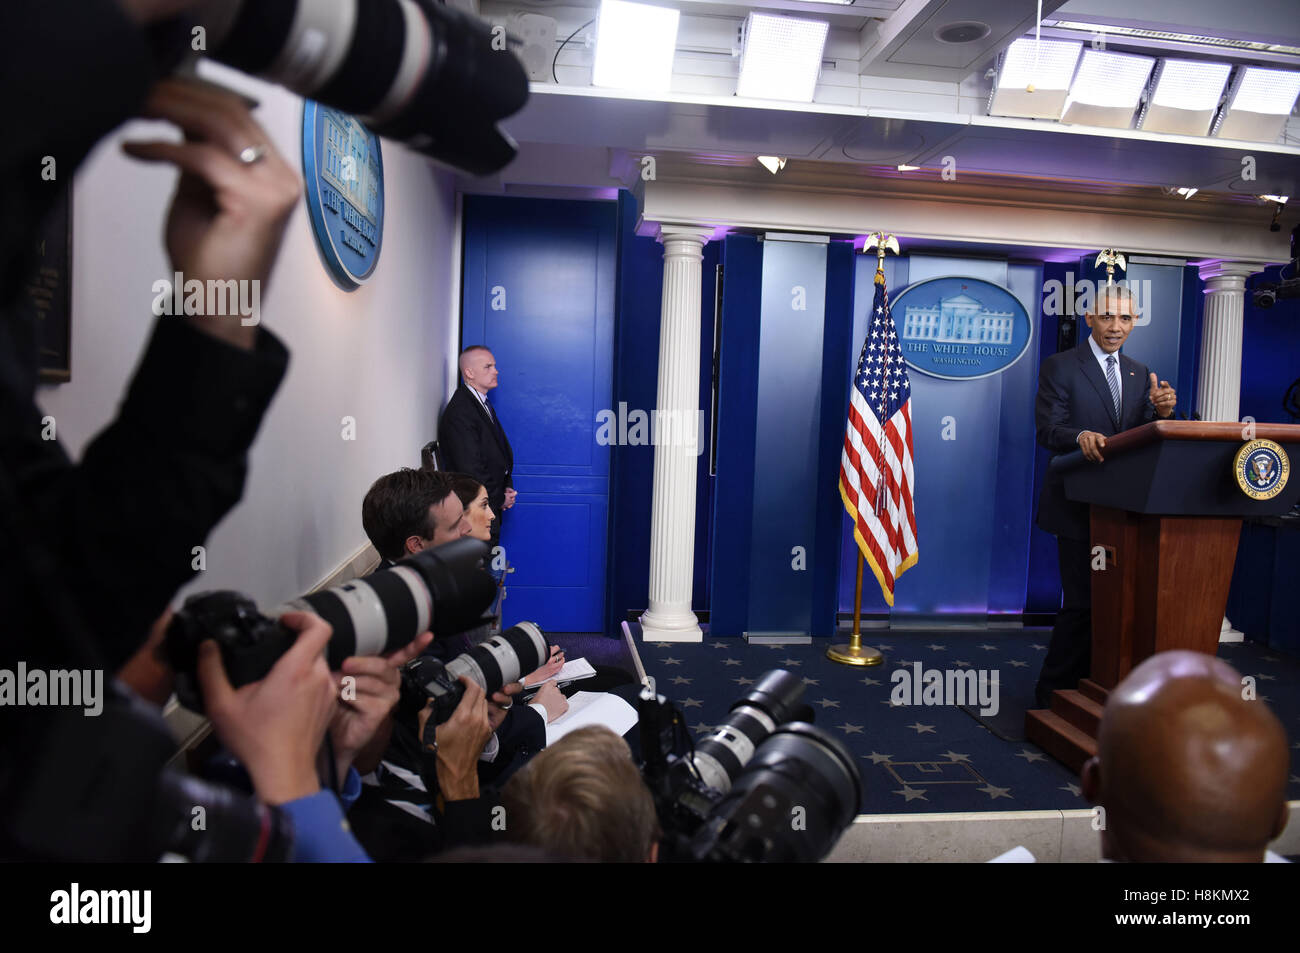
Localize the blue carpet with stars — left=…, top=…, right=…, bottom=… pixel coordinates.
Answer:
left=596, top=627, right=1300, bottom=815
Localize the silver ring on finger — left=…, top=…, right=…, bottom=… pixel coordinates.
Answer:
left=238, top=144, right=269, bottom=165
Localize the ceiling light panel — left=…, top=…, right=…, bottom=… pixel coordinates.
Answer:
left=592, top=0, right=681, bottom=93
left=1139, top=58, right=1231, bottom=136
left=989, top=36, right=1083, bottom=119
left=737, top=14, right=829, bottom=103
left=1061, top=49, right=1155, bottom=128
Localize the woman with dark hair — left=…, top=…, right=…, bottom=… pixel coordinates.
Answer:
left=448, top=473, right=565, bottom=686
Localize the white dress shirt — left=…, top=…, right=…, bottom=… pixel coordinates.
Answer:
left=1086, top=333, right=1121, bottom=407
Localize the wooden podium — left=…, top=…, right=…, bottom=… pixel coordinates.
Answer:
left=1025, top=420, right=1300, bottom=773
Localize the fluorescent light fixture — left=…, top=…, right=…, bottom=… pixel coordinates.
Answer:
left=1139, top=58, right=1231, bottom=136
left=988, top=37, right=1082, bottom=119
left=896, top=164, right=920, bottom=171
left=591, top=0, right=680, bottom=93
left=1061, top=49, right=1154, bottom=128
left=757, top=155, right=787, bottom=174
left=1213, top=67, right=1300, bottom=141
left=737, top=13, right=829, bottom=103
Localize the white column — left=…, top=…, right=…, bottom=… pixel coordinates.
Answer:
left=639, top=224, right=712, bottom=643
left=1195, top=261, right=1259, bottom=423
left=1194, top=260, right=1264, bottom=644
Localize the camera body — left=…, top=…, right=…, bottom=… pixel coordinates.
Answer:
left=402, top=620, right=548, bottom=725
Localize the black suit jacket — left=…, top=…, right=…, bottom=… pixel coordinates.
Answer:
left=1035, top=340, right=1158, bottom=539
left=437, top=382, right=513, bottom=516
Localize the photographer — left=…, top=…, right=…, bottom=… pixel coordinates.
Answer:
left=2, top=0, right=307, bottom=861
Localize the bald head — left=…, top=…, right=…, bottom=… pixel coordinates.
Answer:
left=459, top=346, right=498, bottom=394
left=1082, top=651, right=1289, bottom=862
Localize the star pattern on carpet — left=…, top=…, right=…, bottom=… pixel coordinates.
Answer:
left=637, top=628, right=1298, bottom=817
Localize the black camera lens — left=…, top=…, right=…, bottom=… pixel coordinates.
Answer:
left=703, top=722, right=863, bottom=863
left=197, top=0, right=528, bottom=175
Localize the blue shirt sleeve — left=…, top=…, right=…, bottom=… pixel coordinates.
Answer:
left=280, top=790, right=371, bottom=863
left=338, top=767, right=362, bottom=812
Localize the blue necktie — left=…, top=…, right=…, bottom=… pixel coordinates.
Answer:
left=1105, top=355, right=1121, bottom=422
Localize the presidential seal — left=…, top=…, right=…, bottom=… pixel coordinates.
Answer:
left=302, top=101, right=385, bottom=289
left=1233, top=439, right=1289, bottom=501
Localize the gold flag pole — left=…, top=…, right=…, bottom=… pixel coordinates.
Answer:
left=827, top=232, right=895, bottom=668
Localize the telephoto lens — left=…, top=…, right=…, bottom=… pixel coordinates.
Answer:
left=690, top=669, right=810, bottom=792
left=403, top=621, right=548, bottom=724
left=193, top=0, right=529, bottom=174
left=167, top=538, right=497, bottom=712
left=696, top=723, right=862, bottom=863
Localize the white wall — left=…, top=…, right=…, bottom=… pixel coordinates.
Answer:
left=37, top=63, right=461, bottom=608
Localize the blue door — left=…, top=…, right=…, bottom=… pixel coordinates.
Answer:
left=460, top=196, right=616, bottom=632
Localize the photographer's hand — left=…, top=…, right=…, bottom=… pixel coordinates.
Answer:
left=197, top=611, right=336, bottom=805
left=122, top=78, right=302, bottom=350
left=418, top=677, right=492, bottom=802
left=487, top=681, right=524, bottom=731
left=330, top=632, right=433, bottom=780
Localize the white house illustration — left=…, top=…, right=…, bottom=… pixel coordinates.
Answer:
left=902, top=292, right=1014, bottom=344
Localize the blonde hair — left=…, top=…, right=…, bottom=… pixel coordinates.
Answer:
left=501, top=726, right=660, bottom=862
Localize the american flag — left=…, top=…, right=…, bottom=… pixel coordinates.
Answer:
left=838, top=272, right=918, bottom=606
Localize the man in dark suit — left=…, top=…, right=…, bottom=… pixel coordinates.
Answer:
left=438, top=346, right=515, bottom=545
left=1034, top=285, right=1177, bottom=706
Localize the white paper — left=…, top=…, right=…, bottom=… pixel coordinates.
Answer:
left=524, top=656, right=596, bottom=689
left=544, top=690, right=639, bottom=746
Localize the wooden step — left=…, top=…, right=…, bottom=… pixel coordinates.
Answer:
left=1024, top=709, right=1098, bottom=775
left=1078, top=679, right=1110, bottom=705
left=1051, top=689, right=1103, bottom=736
